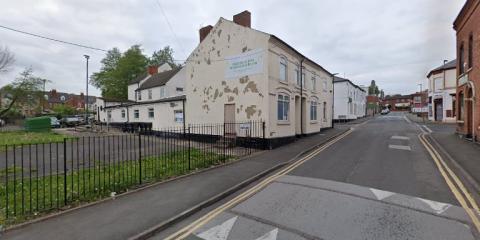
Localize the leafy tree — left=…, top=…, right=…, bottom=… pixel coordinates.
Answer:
left=52, top=104, right=77, bottom=118
left=368, top=80, right=380, bottom=96
left=0, top=68, right=46, bottom=118
left=149, top=46, right=178, bottom=67
left=91, top=45, right=178, bottom=100
left=91, top=45, right=148, bottom=100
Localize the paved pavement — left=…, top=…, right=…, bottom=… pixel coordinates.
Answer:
left=1, top=127, right=346, bottom=240
left=164, top=112, right=480, bottom=240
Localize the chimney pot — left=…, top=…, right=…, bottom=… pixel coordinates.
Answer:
left=148, top=65, right=158, bottom=75
left=199, top=25, right=213, bottom=43
left=233, top=10, right=251, bottom=28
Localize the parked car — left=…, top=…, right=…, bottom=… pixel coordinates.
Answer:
left=381, top=108, right=390, bottom=115
left=61, top=116, right=81, bottom=127
left=50, top=117, right=61, bottom=128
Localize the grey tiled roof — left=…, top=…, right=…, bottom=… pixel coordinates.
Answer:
left=136, top=68, right=181, bottom=91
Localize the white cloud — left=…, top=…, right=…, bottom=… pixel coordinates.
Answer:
left=0, top=0, right=465, bottom=96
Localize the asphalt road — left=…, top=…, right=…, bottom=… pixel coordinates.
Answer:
left=289, top=112, right=457, bottom=205
left=171, top=112, right=479, bottom=240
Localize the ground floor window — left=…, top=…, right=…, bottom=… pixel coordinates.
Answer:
left=134, top=109, right=139, bottom=119
left=458, top=92, right=464, bottom=121
left=107, top=110, right=112, bottom=120
left=310, top=101, right=317, bottom=120
left=148, top=108, right=154, bottom=118
left=277, top=94, right=289, bottom=121
left=452, top=95, right=456, bottom=118
left=121, top=109, right=126, bottom=118
left=323, top=102, right=327, bottom=121
left=174, top=110, right=183, bottom=123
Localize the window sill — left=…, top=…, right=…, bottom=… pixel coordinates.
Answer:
left=310, top=120, right=318, bottom=124
left=457, top=120, right=464, bottom=124
left=277, top=121, right=290, bottom=125
left=278, top=80, right=289, bottom=86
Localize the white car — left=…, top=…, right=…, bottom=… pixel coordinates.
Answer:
left=381, top=108, right=390, bottom=115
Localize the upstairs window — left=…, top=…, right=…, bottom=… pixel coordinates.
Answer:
left=301, top=68, right=306, bottom=87
left=279, top=57, right=287, bottom=82
left=468, top=33, right=473, bottom=69
left=294, top=64, right=300, bottom=86
left=459, top=43, right=465, bottom=74
left=176, top=87, right=184, bottom=93
left=277, top=94, right=290, bottom=121
left=312, top=73, right=317, bottom=91
left=138, top=91, right=142, bottom=101
left=148, top=89, right=152, bottom=100
left=160, top=87, right=165, bottom=98
left=323, top=79, right=327, bottom=91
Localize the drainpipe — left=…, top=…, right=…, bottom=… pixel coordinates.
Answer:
left=182, top=98, right=186, bottom=135
left=331, top=73, right=339, bottom=128
left=300, top=58, right=305, bottom=136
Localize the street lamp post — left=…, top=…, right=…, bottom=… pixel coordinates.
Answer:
left=418, top=83, right=425, bottom=123
left=84, top=55, right=90, bottom=125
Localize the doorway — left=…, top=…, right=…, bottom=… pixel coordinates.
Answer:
left=434, top=99, right=443, bottom=121
left=224, top=104, right=236, bottom=136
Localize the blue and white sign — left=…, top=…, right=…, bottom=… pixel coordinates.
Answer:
left=225, top=48, right=264, bottom=79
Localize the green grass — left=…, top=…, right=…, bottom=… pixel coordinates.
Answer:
left=0, top=131, right=73, bottom=147
left=0, top=149, right=232, bottom=226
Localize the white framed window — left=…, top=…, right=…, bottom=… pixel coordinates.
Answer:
left=310, top=101, right=317, bottom=120
left=277, top=94, right=290, bottom=121
left=294, top=64, right=300, bottom=86
left=148, top=108, right=154, bottom=118
left=176, top=87, right=184, bottom=93
left=138, top=91, right=142, bottom=101
left=134, top=109, right=139, bottom=119
left=160, top=87, right=165, bottom=98
left=323, top=79, right=327, bottom=91
left=174, top=110, right=183, bottom=123
left=107, top=110, right=112, bottom=120
left=279, top=57, right=287, bottom=82
left=148, top=89, right=152, bottom=100
left=121, top=109, right=126, bottom=118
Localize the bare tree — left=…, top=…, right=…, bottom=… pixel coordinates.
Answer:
left=0, top=46, right=15, bottom=74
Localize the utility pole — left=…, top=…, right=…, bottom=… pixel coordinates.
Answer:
left=418, top=83, right=425, bottom=123
left=84, top=55, right=90, bottom=125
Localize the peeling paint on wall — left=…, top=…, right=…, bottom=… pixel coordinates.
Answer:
left=228, top=96, right=234, bottom=102
left=217, top=29, right=222, bottom=37
left=221, top=81, right=226, bottom=86
left=227, top=34, right=230, bottom=42
left=245, top=105, right=257, bottom=119
left=213, top=89, right=220, bottom=101
left=202, top=104, right=210, bottom=112
left=239, top=76, right=249, bottom=84
left=243, top=81, right=259, bottom=94
left=242, top=46, right=248, bottom=53
left=233, top=87, right=238, bottom=95
left=217, top=50, right=221, bottom=57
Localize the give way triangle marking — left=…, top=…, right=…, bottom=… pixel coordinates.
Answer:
left=196, top=216, right=237, bottom=240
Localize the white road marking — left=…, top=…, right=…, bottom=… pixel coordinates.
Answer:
left=196, top=216, right=237, bottom=240
left=254, top=228, right=278, bottom=240
left=370, top=188, right=395, bottom=200
left=422, top=125, right=433, bottom=133
left=404, top=115, right=412, bottom=123
left=391, top=136, right=410, bottom=140
left=388, top=144, right=412, bottom=151
left=417, top=198, right=451, bottom=214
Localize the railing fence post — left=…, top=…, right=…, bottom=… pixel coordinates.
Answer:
left=138, top=131, right=142, bottom=184
left=63, top=138, right=67, bottom=206
left=188, top=125, right=191, bottom=170
left=262, top=121, right=266, bottom=150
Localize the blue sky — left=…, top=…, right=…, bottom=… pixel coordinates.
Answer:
left=0, top=0, right=466, bottom=96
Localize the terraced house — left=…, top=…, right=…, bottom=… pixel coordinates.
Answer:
left=186, top=11, right=333, bottom=147
left=454, top=0, right=479, bottom=141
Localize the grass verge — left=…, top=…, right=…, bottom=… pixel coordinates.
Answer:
left=0, top=149, right=232, bottom=226
left=0, top=131, right=74, bottom=147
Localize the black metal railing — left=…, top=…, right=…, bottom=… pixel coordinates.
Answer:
left=0, top=121, right=265, bottom=225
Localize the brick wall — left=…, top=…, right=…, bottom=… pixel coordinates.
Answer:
left=455, top=0, right=480, bottom=140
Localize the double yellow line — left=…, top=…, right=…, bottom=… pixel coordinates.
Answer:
left=418, top=133, right=480, bottom=232
left=165, top=128, right=353, bottom=239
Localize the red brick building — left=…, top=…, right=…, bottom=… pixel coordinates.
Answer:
left=454, top=0, right=479, bottom=140
left=411, top=91, right=428, bottom=117
left=382, top=95, right=412, bottom=111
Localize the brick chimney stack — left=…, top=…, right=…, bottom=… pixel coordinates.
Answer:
left=148, top=65, right=158, bottom=75
left=199, top=25, right=213, bottom=43
left=233, top=10, right=251, bottom=28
